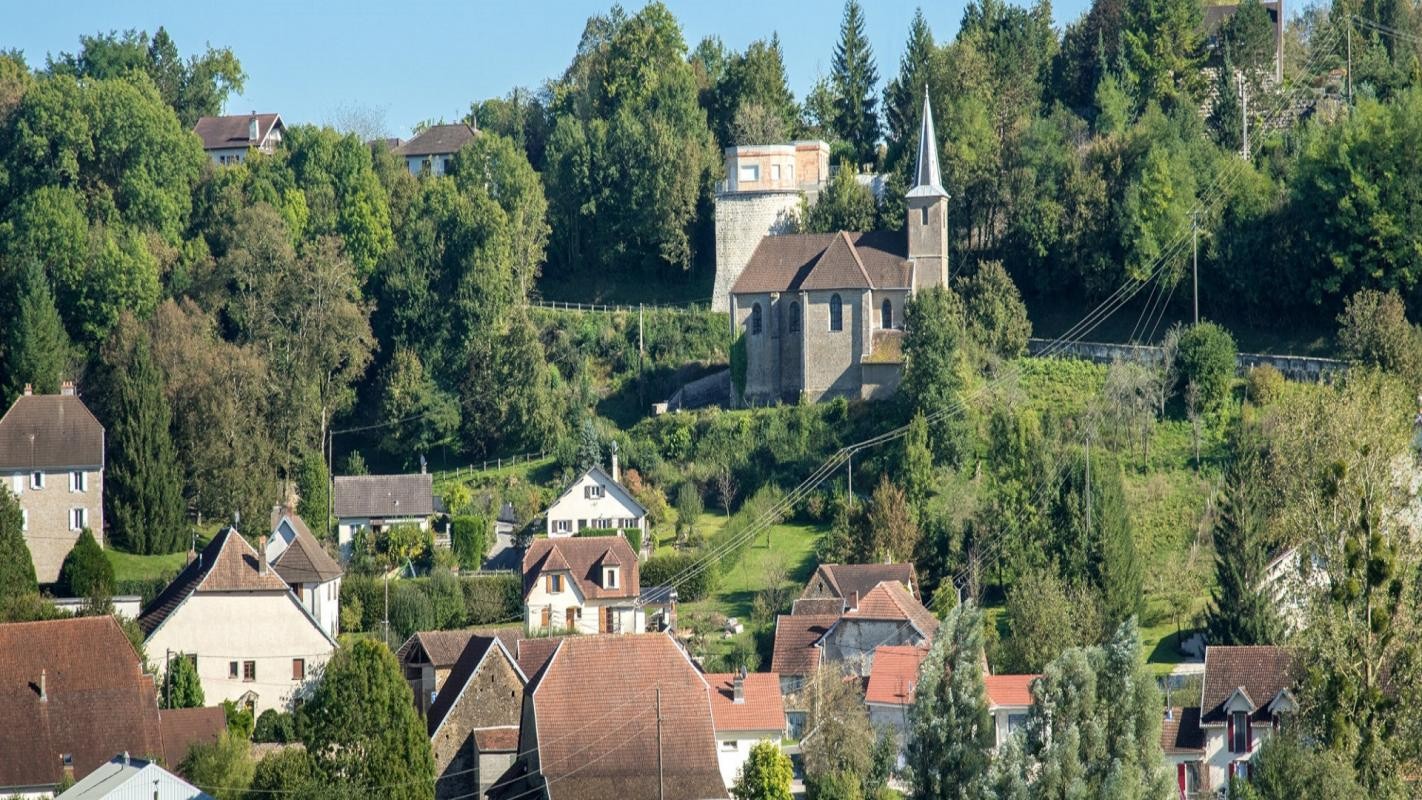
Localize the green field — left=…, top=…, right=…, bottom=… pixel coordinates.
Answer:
left=681, top=514, right=825, bottom=622
left=106, top=547, right=190, bottom=584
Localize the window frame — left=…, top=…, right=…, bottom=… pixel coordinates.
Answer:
left=547, top=574, right=564, bottom=594
left=1231, top=710, right=1248, bottom=753
left=604, top=567, right=619, bottom=588
left=829, top=294, right=843, bottom=332
left=555, top=519, right=572, bottom=533
left=751, top=302, right=763, bottom=335
left=242, top=660, right=256, bottom=682
left=69, top=507, right=86, bottom=532
left=30, top=472, right=44, bottom=490
left=229, top=661, right=239, bottom=679
left=788, top=301, right=801, bottom=333
left=881, top=298, right=893, bottom=329
left=292, top=658, right=306, bottom=681
left=737, top=164, right=759, bottom=182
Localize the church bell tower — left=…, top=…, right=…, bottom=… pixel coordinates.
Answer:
left=906, top=90, right=950, bottom=290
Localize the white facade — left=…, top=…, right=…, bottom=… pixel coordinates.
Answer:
left=1199, top=692, right=1293, bottom=791
left=405, top=154, right=455, bottom=176
left=146, top=591, right=335, bottom=715
left=290, top=578, right=341, bottom=640
left=523, top=571, right=643, bottom=635
left=714, top=733, right=781, bottom=789
left=991, top=703, right=1030, bottom=748
left=544, top=466, right=647, bottom=539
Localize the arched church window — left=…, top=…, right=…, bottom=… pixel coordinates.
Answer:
left=789, top=302, right=801, bottom=333
left=881, top=299, right=893, bottom=329
left=751, top=303, right=763, bottom=335
left=829, top=294, right=843, bottom=332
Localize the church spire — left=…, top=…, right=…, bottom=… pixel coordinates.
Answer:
left=907, top=88, right=948, bottom=199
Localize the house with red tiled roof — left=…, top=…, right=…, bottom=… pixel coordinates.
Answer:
left=799, top=562, right=917, bottom=609
left=985, top=674, right=1038, bottom=746
left=396, top=625, right=524, bottom=715
left=426, top=635, right=527, bottom=800
left=266, top=506, right=343, bottom=639
left=140, top=527, right=337, bottom=714
left=821, top=580, right=939, bottom=677
left=727, top=93, right=949, bottom=405
left=1194, top=645, right=1298, bottom=792
left=522, top=536, right=643, bottom=635
left=704, top=670, right=786, bottom=789
left=487, top=633, right=728, bottom=800
left=1161, top=705, right=1207, bottom=797
left=0, top=616, right=224, bottom=796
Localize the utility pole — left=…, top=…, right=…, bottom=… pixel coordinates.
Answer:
left=846, top=451, right=853, bottom=499
left=638, top=303, right=645, bottom=408
left=1347, top=20, right=1354, bottom=110
left=164, top=648, right=171, bottom=708
left=1085, top=434, right=1092, bottom=538
left=656, top=687, right=665, bottom=800
left=1192, top=212, right=1200, bottom=325
left=1239, top=74, right=1249, bottom=158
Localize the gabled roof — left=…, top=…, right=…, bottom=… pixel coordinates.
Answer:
left=518, top=634, right=726, bottom=800
left=865, top=645, right=928, bottom=706
left=269, top=515, right=343, bottom=585
left=1161, top=706, right=1206, bottom=754
left=0, top=617, right=165, bottom=790
left=548, top=465, right=648, bottom=518
left=522, top=536, right=640, bottom=601
left=54, top=755, right=212, bottom=800
left=704, top=672, right=786, bottom=733
left=192, top=113, right=283, bottom=151
left=840, top=580, right=939, bottom=640
left=514, top=636, right=564, bottom=680
left=138, top=528, right=306, bottom=637
left=157, top=706, right=226, bottom=767
left=791, top=597, right=845, bottom=616
left=393, top=123, right=478, bottom=157
left=770, top=614, right=838, bottom=677
left=803, top=563, right=916, bottom=602
left=0, top=392, right=104, bottom=471
left=474, top=726, right=520, bottom=753
left=985, top=674, right=1038, bottom=708
left=1200, top=645, right=1298, bottom=724
left=396, top=626, right=524, bottom=669
left=332, top=473, right=435, bottom=519
left=731, top=231, right=911, bottom=295
left=427, top=635, right=527, bottom=736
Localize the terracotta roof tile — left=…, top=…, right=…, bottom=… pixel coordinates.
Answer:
left=865, top=645, right=928, bottom=706
left=515, top=637, right=564, bottom=680
left=841, top=581, right=939, bottom=640
left=473, top=726, right=520, bottom=753
left=985, top=674, right=1038, bottom=708
left=522, top=537, right=639, bottom=601
left=138, top=528, right=291, bottom=636
left=771, top=614, right=838, bottom=677
left=0, top=393, right=104, bottom=470
left=269, top=512, right=342, bottom=584
left=393, top=123, right=477, bottom=157
left=791, top=597, right=845, bottom=616
left=1201, top=646, right=1297, bottom=724
left=158, top=706, right=226, bottom=765
left=704, top=672, right=786, bottom=733
left=397, top=626, right=524, bottom=669
left=731, top=231, right=910, bottom=294
left=0, top=617, right=165, bottom=790
left=1161, top=706, right=1206, bottom=754
left=333, top=473, right=435, bottom=519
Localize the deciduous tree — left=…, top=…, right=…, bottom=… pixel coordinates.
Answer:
left=732, top=740, right=794, bottom=800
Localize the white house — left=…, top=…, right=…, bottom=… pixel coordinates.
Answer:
left=521, top=536, right=644, bottom=635
left=192, top=113, right=284, bottom=165
left=333, top=473, right=436, bottom=560
left=266, top=506, right=343, bottom=639
left=56, top=754, right=213, bottom=800
left=139, top=528, right=338, bottom=715
left=705, top=671, right=786, bottom=790
left=393, top=123, right=477, bottom=176
left=543, top=456, right=647, bottom=541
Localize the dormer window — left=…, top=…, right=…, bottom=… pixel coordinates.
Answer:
left=1231, top=710, right=1249, bottom=753
left=604, top=567, right=619, bottom=588
left=546, top=574, right=564, bottom=594
left=585, top=485, right=605, bottom=500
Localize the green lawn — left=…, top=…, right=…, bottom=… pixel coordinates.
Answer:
left=682, top=515, right=826, bottom=622
left=432, top=456, right=558, bottom=495
left=106, top=548, right=190, bottom=583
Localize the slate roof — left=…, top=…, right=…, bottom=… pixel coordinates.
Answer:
left=393, top=123, right=477, bottom=157
left=137, top=527, right=294, bottom=636
left=704, top=672, right=785, bottom=733
left=791, top=597, right=845, bottom=616
left=269, top=515, right=343, bottom=585
left=840, top=580, right=939, bottom=640
left=1200, top=646, right=1298, bottom=724
left=522, top=536, right=640, bottom=601
left=803, top=563, right=916, bottom=603
left=514, top=634, right=726, bottom=800
left=427, top=635, right=526, bottom=736
left=192, top=113, right=282, bottom=150
left=770, top=614, right=838, bottom=677
left=985, top=674, right=1038, bottom=708
left=333, top=473, right=435, bottom=519
left=731, top=231, right=911, bottom=294
left=865, top=645, right=928, bottom=706
left=0, top=392, right=104, bottom=471
left=1161, top=706, right=1206, bottom=754
left=0, top=616, right=166, bottom=790
left=157, top=706, right=226, bottom=765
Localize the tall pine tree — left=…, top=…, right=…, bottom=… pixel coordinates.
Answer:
left=1204, top=451, right=1280, bottom=645
left=0, top=486, right=37, bottom=597
left=1, top=262, right=70, bottom=407
left=1209, top=45, right=1244, bottom=153
left=1050, top=447, right=1142, bottom=633
left=906, top=600, right=995, bottom=800
left=883, top=10, right=937, bottom=165
left=104, top=327, right=185, bottom=554
left=830, top=0, right=881, bottom=165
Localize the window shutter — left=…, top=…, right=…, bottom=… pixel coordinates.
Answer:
left=1246, top=718, right=1253, bottom=752
left=1227, top=715, right=1235, bottom=753
left=541, top=606, right=551, bottom=630
left=1177, top=763, right=1185, bottom=793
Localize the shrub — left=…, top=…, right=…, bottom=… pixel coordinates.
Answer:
left=623, top=526, right=643, bottom=554
left=461, top=573, right=522, bottom=624
left=1336, top=288, right=1422, bottom=379
left=450, top=515, right=489, bottom=570
left=252, top=709, right=297, bottom=744
left=426, top=568, right=466, bottom=628
left=59, top=528, right=114, bottom=598
left=115, top=574, right=178, bottom=607
left=1174, top=321, right=1238, bottom=416
left=1246, top=364, right=1285, bottom=405
left=641, top=551, right=715, bottom=602
left=221, top=699, right=254, bottom=738
left=340, top=593, right=364, bottom=633
left=388, top=582, right=435, bottom=641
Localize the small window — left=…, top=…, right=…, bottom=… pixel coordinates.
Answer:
left=70, top=471, right=86, bottom=492
left=556, top=519, right=572, bottom=533
left=751, top=303, right=763, bottom=335
left=585, top=485, right=605, bottom=500
left=881, top=299, right=893, bottom=329
left=920, top=206, right=928, bottom=226
left=829, top=294, right=843, bottom=332
left=229, top=661, right=239, bottom=679
left=787, top=164, right=794, bottom=181
left=1007, top=712, right=1027, bottom=735
left=605, top=567, right=619, bottom=588
left=720, top=739, right=738, bottom=752
left=292, top=659, right=306, bottom=681
left=20, top=509, right=27, bottom=532
left=789, top=302, right=801, bottom=333
left=593, top=518, right=612, bottom=529
left=547, top=574, right=564, bottom=594
left=771, top=164, right=781, bottom=181
left=186, top=653, right=197, bottom=668
left=69, top=508, right=86, bottom=531
left=30, top=472, right=43, bottom=490
left=243, top=661, right=256, bottom=682
left=1231, top=711, right=1248, bottom=753
left=738, top=164, right=759, bottom=182
left=61, top=753, right=73, bottom=768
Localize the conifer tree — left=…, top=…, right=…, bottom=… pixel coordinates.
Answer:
left=1205, top=451, right=1280, bottom=645
left=883, top=10, right=936, bottom=164
left=1050, top=447, right=1142, bottom=632
left=0, top=487, right=37, bottom=596
left=295, top=449, right=331, bottom=536
left=906, top=600, right=994, bottom=800
left=1, top=261, right=70, bottom=407
left=1210, top=45, right=1244, bottom=153
left=58, top=528, right=114, bottom=599
left=163, top=652, right=206, bottom=709
left=901, top=410, right=935, bottom=516
left=830, top=0, right=881, bottom=164
left=105, top=330, right=185, bottom=554
left=902, top=287, right=968, bottom=466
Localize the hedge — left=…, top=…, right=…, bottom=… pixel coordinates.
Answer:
left=341, top=572, right=523, bottom=637
left=640, top=552, right=715, bottom=602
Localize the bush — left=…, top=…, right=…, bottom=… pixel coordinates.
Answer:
left=115, top=574, right=178, bottom=607
left=623, top=526, right=643, bottom=554
left=641, top=551, right=715, bottom=601
left=426, top=568, right=466, bottom=628
left=340, top=593, right=364, bottom=633
left=461, top=573, right=522, bottom=624
left=1246, top=364, right=1285, bottom=405
left=221, top=699, right=254, bottom=739
left=1175, top=321, right=1238, bottom=416
left=450, top=515, right=489, bottom=570
left=252, top=709, right=297, bottom=744
left=1336, top=288, right=1422, bottom=379
left=59, top=528, right=114, bottom=598
left=388, top=582, right=434, bottom=641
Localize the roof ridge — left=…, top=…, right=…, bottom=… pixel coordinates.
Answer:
left=840, top=230, right=874, bottom=287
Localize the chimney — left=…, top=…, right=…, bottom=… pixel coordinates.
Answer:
left=22, top=383, right=31, bottom=396
left=39, top=669, right=47, bottom=702
left=610, top=440, right=620, bottom=484
left=122, top=751, right=129, bottom=766
left=733, top=667, right=746, bottom=704
left=258, top=536, right=268, bottom=574
left=1165, top=707, right=1175, bottom=722
left=248, top=112, right=259, bottom=142
left=60, top=380, right=74, bottom=396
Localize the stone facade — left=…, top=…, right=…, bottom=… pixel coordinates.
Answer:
left=7, top=467, right=103, bottom=584
left=713, top=191, right=802, bottom=312
left=431, top=649, right=524, bottom=800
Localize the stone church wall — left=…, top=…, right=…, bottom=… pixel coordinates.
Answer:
left=713, top=191, right=802, bottom=312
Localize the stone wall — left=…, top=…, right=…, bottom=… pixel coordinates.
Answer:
left=802, top=289, right=870, bottom=402
left=1025, top=338, right=1346, bottom=382
left=8, top=467, right=104, bottom=584
left=432, top=650, right=524, bottom=800
left=712, top=191, right=801, bottom=312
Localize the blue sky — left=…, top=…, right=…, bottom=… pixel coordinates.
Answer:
left=7, top=0, right=1091, bottom=136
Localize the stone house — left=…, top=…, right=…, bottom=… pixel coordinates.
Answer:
left=139, top=528, right=337, bottom=715
left=704, top=670, right=786, bottom=790
left=543, top=454, right=647, bottom=543
left=800, top=562, right=918, bottom=607
left=193, top=113, right=284, bottom=165
left=816, top=580, right=939, bottom=677
left=265, top=507, right=343, bottom=639
left=0, top=383, right=105, bottom=584
left=333, top=473, right=436, bottom=560
left=396, top=626, right=524, bottom=715
left=727, top=94, right=950, bottom=404
left=487, top=633, right=728, bottom=800
left=393, top=123, right=478, bottom=176
left=522, top=536, right=644, bottom=635
left=427, top=635, right=527, bottom=800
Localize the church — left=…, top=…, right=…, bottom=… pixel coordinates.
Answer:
left=728, top=93, right=949, bottom=405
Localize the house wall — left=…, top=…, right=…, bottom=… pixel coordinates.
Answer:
left=523, top=576, right=643, bottom=635
left=1166, top=754, right=1208, bottom=797
left=406, top=154, right=455, bottom=176
left=544, top=474, right=646, bottom=537
left=714, top=731, right=783, bottom=789
left=6, top=467, right=103, bottom=584
left=712, top=192, right=802, bottom=312
left=146, top=591, right=334, bottom=714
left=822, top=620, right=923, bottom=677
left=431, top=652, right=523, bottom=800
left=294, top=577, right=341, bottom=639
left=1201, top=723, right=1272, bottom=791
left=478, top=752, right=515, bottom=799
left=801, top=289, right=870, bottom=402
left=206, top=147, right=249, bottom=165
left=867, top=702, right=912, bottom=741
left=991, top=706, right=1030, bottom=747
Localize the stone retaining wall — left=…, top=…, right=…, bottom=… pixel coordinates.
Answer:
left=1026, top=338, right=1346, bottom=382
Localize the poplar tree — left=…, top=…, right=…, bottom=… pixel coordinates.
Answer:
left=0, top=487, right=37, bottom=597
left=1205, top=451, right=1281, bottom=646
left=1, top=262, right=70, bottom=407
left=104, top=329, right=185, bottom=554
left=906, top=601, right=994, bottom=800
left=1210, top=45, right=1243, bottom=153
left=830, top=0, right=881, bottom=164
left=902, top=287, right=968, bottom=466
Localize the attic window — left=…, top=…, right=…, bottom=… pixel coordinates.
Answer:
left=585, top=485, right=605, bottom=500
left=604, top=567, right=619, bottom=588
